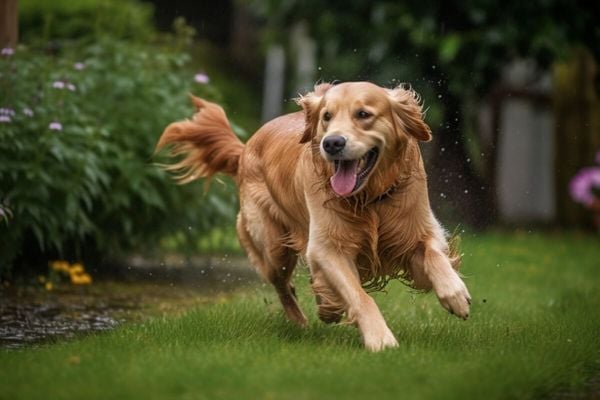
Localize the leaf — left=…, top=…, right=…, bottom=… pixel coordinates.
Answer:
left=439, top=34, right=461, bottom=63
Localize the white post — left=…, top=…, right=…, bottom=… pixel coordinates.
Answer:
left=290, top=21, right=316, bottom=95
left=262, top=44, right=286, bottom=122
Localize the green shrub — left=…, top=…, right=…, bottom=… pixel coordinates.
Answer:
left=0, top=36, right=242, bottom=276
left=19, top=0, right=155, bottom=43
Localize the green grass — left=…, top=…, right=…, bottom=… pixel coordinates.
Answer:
left=2, top=231, right=600, bottom=399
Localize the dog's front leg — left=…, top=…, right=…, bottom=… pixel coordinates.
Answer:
left=306, top=238, right=398, bottom=352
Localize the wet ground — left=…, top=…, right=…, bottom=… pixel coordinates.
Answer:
left=0, top=256, right=259, bottom=349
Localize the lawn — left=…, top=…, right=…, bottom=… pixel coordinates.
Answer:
left=1, top=231, right=599, bottom=400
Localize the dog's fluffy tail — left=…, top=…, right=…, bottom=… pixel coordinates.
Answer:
left=155, top=95, right=244, bottom=183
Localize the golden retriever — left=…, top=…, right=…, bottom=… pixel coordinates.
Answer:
left=156, top=82, right=471, bottom=351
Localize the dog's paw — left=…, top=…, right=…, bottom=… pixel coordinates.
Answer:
left=435, top=275, right=471, bottom=320
left=363, top=326, right=399, bottom=352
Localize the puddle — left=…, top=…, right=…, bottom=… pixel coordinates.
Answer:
left=0, top=294, right=123, bottom=349
left=1, top=258, right=259, bottom=349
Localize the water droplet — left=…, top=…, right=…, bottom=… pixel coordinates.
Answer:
left=437, top=94, right=442, bottom=99
left=466, top=158, right=471, bottom=163
left=317, top=66, right=322, bottom=71
left=464, top=189, right=469, bottom=194
left=441, top=147, right=445, bottom=152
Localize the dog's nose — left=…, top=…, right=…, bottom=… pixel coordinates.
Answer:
left=322, top=135, right=346, bottom=155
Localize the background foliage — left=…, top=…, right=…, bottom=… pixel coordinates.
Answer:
left=18, top=0, right=155, bottom=43
left=247, top=0, right=600, bottom=227
left=0, top=0, right=242, bottom=276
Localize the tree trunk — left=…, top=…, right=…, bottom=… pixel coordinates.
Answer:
left=0, top=0, right=18, bottom=48
left=553, top=48, right=600, bottom=227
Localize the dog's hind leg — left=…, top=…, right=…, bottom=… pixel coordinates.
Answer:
left=236, top=211, right=307, bottom=326
left=269, top=247, right=307, bottom=326
left=310, top=268, right=344, bottom=324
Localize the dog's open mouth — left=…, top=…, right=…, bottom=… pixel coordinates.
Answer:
left=330, top=148, right=379, bottom=197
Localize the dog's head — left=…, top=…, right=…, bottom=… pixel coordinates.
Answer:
left=297, top=82, right=432, bottom=197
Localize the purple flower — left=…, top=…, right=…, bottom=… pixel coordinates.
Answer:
left=74, top=62, right=86, bottom=70
left=194, top=73, right=210, bottom=84
left=0, top=115, right=11, bottom=123
left=53, top=81, right=65, bottom=89
left=0, top=108, right=15, bottom=116
left=1, top=47, right=14, bottom=56
left=569, top=167, right=600, bottom=206
left=67, top=83, right=76, bottom=92
left=49, top=121, right=63, bottom=131
left=22, top=107, right=34, bottom=117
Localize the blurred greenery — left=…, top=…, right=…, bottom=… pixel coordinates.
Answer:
left=0, top=0, right=244, bottom=276
left=249, top=0, right=599, bottom=101
left=19, top=0, right=155, bottom=43
left=246, top=0, right=600, bottom=227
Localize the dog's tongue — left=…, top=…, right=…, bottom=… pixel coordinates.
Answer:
left=330, top=160, right=358, bottom=196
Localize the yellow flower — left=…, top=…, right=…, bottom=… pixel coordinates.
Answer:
left=50, top=260, right=71, bottom=274
left=68, top=263, right=85, bottom=275
left=70, top=272, right=92, bottom=285
left=45, top=282, right=54, bottom=291
left=38, top=275, right=47, bottom=284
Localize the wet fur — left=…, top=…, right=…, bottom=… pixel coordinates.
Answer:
left=156, top=82, right=471, bottom=351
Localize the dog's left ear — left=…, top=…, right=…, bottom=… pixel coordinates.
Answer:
left=296, top=83, right=333, bottom=144
left=387, top=85, right=432, bottom=142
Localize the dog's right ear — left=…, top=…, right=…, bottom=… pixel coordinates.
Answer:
left=295, top=83, right=332, bottom=144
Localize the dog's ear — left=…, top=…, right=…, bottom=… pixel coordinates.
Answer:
left=387, top=85, right=432, bottom=142
left=296, top=83, right=333, bottom=144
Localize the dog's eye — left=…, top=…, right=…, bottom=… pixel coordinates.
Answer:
left=322, top=111, right=332, bottom=122
left=356, top=110, right=372, bottom=119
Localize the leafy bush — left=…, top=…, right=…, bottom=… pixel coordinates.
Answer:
left=19, top=0, right=155, bottom=43
left=0, top=36, right=242, bottom=276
